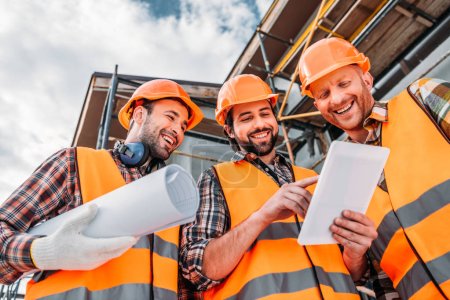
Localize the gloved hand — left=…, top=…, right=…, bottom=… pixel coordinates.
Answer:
left=31, top=204, right=138, bottom=271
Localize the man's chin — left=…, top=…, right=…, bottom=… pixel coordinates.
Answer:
left=329, top=115, right=359, bottom=130
left=152, top=148, right=172, bottom=161
left=250, top=144, right=274, bottom=156
left=257, top=148, right=274, bottom=156
left=335, top=120, right=362, bottom=132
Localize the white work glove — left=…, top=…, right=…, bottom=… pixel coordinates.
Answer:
left=31, top=204, right=138, bottom=271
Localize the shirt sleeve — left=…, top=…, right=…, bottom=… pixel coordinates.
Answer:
left=0, top=148, right=80, bottom=284
left=409, top=78, right=450, bottom=139
left=367, top=250, right=401, bottom=300
left=179, top=167, right=230, bottom=291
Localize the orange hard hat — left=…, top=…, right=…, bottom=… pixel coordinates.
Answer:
left=215, top=74, right=278, bottom=126
left=298, top=37, right=370, bottom=98
left=118, top=79, right=204, bottom=130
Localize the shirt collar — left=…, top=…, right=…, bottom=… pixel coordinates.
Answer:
left=363, top=101, right=388, bottom=125
left=347, top=101, right=388, bottom=145
left=230, top=150, right=288, bottom=165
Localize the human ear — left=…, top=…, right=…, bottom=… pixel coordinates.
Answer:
left=224, top=124, right=235, bottom=138
left=131, top=106, right=147, bottom=126
left=362, top=72, right=374, bottom=90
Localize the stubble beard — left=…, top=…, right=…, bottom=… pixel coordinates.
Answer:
left=332, top=87, right=373, bottom=132
left=139, top=127, right=171, bottom=161
left=237, top=128, right=277, bottom=156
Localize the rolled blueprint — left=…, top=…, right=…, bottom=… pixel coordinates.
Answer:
left=29, top=164, right=199, bottom=238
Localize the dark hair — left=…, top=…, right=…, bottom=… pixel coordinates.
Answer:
left=141, top=100, right=156, bottom=115
left=223, top=104, right=277, bottom=152
left=128, top=100, right=155, bottom=131
left=128, top=97, right=192, bottom=132
left=224, top=107, right=240, bottom=152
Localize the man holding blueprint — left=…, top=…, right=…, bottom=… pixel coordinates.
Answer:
left=180, top=74, right=378, bottom=299
left=0, top=79, right=203, bottom=299
left=299, top=37, right=450, bottom=299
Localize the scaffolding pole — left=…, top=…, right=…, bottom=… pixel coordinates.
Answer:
left=279, top=111, right=322, bottom=121
left=272, top=0, right=338, bottom=75
left=280, top=122, right=295, bottom=163
left=97, top=65, right=119, bottom=149
left=276, top=0, right=328, bottom=163
left=257, top=30, right=277, bottom=96
left=277, top=0, right=328, bottom=121
left=326, top=0, right=364, bottom=38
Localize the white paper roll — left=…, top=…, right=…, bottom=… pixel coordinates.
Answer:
left=29, top=164, right=199, bottom=238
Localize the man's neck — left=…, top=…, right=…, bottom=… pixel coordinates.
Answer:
left=346, top=129, right=369, bottom=143
left=258, top=150, right=276, bottom=165
left=141, top=156, right=154, bottom=169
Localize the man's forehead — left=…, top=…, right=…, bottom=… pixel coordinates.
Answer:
left=311, top=66, right=359, bottom=89
left=326, top=65, right=358, bottom=80
left=154, top=98, right=189, bottom=113
left=233, top=100, right=272, bottom=114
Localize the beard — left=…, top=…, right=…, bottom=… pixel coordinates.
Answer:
left=138, top=123, right=174, bottom=161
left=328, top=84, right=374, bottom=132
left=360, top=85, right=375, bottom=120
left=235, top=127, right=277, bottom=156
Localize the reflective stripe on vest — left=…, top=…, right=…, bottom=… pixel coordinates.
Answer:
left=204, top=161, right=359, bottom=300
left=25, top=147, right=179, bottom=300
left=366, top=88, right=450, bottom=299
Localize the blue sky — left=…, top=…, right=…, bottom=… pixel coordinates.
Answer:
left=142, top=0, right=265, bottom=23
left=0, top=0, right=272, bottom=201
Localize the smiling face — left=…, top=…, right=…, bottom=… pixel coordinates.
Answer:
left=225, top=99, right=278, bottom=159
left=135, top=99, right=189, bottom=160
left=310, top=65, right=375, bottom=141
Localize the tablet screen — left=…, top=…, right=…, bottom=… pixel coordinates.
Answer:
left=298, top=141, right=389, bottom=245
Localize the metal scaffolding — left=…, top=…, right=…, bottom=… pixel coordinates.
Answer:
left=251, top=0, right=435, bottom=167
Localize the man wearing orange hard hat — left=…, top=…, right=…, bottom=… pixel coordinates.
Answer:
left=0, top=79, right=203, bottom=299
left=180, top=74, right=379, bottom=299
left=299, top=37, right=450, bottom=299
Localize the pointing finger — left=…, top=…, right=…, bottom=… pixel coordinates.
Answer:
left=292, top=176, right=319, bottom=188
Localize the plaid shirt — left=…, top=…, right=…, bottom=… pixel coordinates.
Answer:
left=179, top=151, right=293, bottom=294
left=350, top=78, right=450, bottom=300
left=0, top=147, right=157, bottom=284
left=356, top=78, right=450, bottom=143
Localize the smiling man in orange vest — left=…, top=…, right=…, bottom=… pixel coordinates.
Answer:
left=180, top=74, right=379, bottom=299
left=0, top=79, right=203, bottom=299
left=298, top=37, right=450, bottom=299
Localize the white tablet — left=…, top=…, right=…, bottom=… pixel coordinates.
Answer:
left=298, top=141, right=389, bottom=245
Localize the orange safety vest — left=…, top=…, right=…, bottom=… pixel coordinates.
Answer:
left=204, top=161, right=359, bottom=299
left=26, top=147, right=180, bottom=300
left=366, top=88, right=450, bottom=299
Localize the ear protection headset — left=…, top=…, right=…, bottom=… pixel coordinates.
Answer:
left=115, top=141, right=150, bottom=167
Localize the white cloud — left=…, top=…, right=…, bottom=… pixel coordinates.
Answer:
left=0, top=0, right=267, bottom=201
left=255, top=0, right=273, bottom=18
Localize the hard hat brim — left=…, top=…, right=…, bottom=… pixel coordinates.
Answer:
left=301, top=56, right=370, bottom=98
left=118, top=95, right=204, bottom=131
left=215, top=94, right=278, bottom=126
